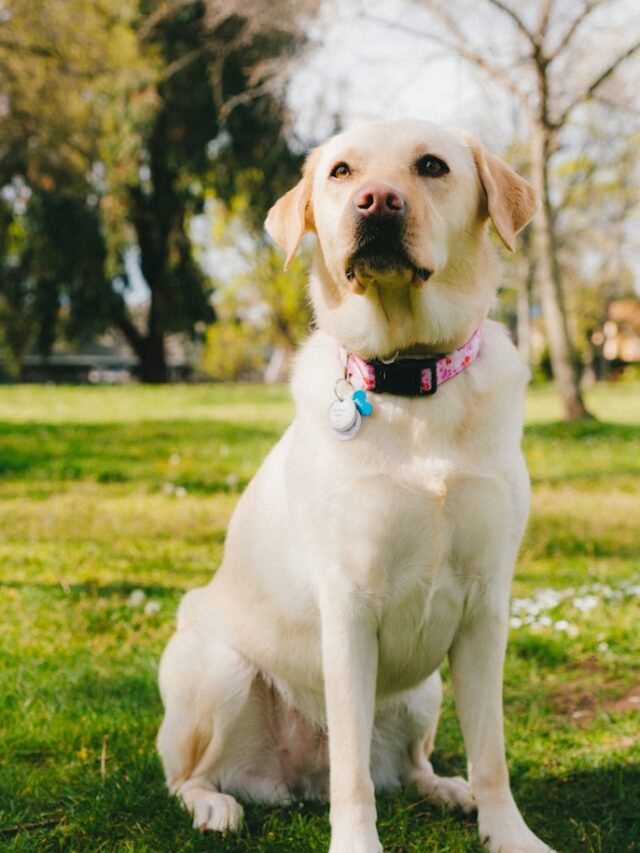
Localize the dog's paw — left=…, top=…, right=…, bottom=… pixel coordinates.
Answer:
left=427, top=774, right=476, bottom=814
left=408, top=765, right=476, bottom=814
left=182, top=787, right=244, bottom=833
left=479, top=807, right=555, bottom=853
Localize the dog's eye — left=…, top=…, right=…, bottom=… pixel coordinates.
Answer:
left=330, top=162, right=351, bottom=179
left=416, top=155, right=450, bottom=178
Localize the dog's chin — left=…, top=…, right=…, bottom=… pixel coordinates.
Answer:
left=345, top=251, right=432, bottom=292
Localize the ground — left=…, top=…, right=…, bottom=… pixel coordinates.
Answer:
left=0, top=382, right=638, bottom=852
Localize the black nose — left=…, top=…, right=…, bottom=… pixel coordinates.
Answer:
left=353, top=183, right=405, bottom=218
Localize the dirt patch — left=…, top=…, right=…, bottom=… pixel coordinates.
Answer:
left=551, top=669, right=640, bottom=725
left=608, top=684, right=640, bottom=715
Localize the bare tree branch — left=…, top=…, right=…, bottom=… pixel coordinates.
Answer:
left=478, top=0, right=535, bottom=46
left=593, top=91, right=640, bottom=116
left=162, top=45, right=209, bottom=80
left=535, top=0, right=554, bottom=43
left=138, top=0, right=196, bottom=42
left=381, top=4, right=533, bottom=111
left=218, top=82, right=271, bottom=121
left=556, top=38, right=640, bottom=127
left=547, top=0, right=612, bottom=60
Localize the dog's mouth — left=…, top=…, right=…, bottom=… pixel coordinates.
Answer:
left=345, top=220, right=432, bottom=290
left=345, top=255, right=432, bottom=289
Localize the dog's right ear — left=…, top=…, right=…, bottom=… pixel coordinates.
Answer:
left=265, top=149, right=318, bottom=270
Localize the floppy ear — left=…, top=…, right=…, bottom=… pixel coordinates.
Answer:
left=265, top=150, right=318, bottom=270
left=469, top=139, right=537, bottom=251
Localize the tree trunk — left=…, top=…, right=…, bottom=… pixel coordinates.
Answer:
left=516, top=272, right=531, bottom=369
left=138, top=334, right=169, bottom=383
left=530, top=126, right=593, bottom=420
left=115, top=302, right=169, bottom=384
left=516, top=228, right=535, bottom=369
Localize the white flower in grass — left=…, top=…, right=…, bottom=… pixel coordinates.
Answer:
left=175, top=486, right=187, bottom=498
left=573, top=595, right=599, bottom=612
left=144, top=601, right=161, bottom=615
left=128, top=589, right=146, bottom=607
left=537, top=589, right=563, bottom=609
left=554, top=620, right=579, bottom=637
left=509, top=616, right=523, bottom=629
left=225, top=472, right=239, bottom=489
left=597, top=641, right=609, bottom=652
left=169, top=453, right=181, bottom=466
left=163, top=482, right=175, bottom=495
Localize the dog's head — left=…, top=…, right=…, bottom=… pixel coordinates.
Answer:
left=266, top=119, right=536, bottom=357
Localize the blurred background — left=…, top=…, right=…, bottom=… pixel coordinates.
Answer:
left=1, top=0, right=639, bottom=420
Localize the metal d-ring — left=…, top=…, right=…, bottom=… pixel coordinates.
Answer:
left=380, top=350, right=399, bottom=364
left=334, top=377, right=354, bottom=401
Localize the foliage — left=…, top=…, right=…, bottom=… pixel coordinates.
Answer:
left=0, top=0, right=153, bottom=369
left=0, top=382, right=638, bottom=851
left=0, top=0, right=311, bottom=381
left=200, top=208, right=312, bottom=380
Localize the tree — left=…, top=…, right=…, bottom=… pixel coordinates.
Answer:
left=376, top=0, right=640, bottom=419
left=201, top=203, right=312, bottom=381
left=0, top=0, right=151, bottom=373
left=112, top=0, right=311, bottom=381
left=0, top=0, right=313, bottom=381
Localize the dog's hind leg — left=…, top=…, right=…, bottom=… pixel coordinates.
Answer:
left=155, top=581, right=289, bottom=835
left=401, top=673, right=476, bottom=813
left=157, top=620, right=252, bottom=832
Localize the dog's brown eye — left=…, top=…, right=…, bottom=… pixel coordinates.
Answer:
left=416, top=155, right=449, bottom=178
left=330, top=162, right=351, bottom=179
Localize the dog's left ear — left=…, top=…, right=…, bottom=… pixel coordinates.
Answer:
left=265, top=149, right=319, bottom=270
left=469, top=139, right=537, bottom=251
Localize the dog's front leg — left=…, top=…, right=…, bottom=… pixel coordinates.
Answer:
left=449, top=603, right=556, bottom=853
left=320, top=591, right=382, bottom=853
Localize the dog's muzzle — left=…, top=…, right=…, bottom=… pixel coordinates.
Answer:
left=346, top=183, right=431, bottom=286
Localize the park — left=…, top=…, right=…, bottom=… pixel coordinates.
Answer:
left=1, top=1, right=639, bottom=851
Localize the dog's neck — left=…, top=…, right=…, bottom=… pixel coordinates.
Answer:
left=310, top=234, right=499, bottom=360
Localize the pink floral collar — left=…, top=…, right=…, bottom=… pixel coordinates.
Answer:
left=343, top=327, right=483, bottom=397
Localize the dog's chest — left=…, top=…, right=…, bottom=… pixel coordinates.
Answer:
left=338, top=456, right=513, bottom=694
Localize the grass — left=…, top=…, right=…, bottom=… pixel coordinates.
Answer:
left=0, top=381, right=638, bottom=852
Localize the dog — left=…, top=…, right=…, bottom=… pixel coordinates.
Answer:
left=157, top=119, right=555, bottom=853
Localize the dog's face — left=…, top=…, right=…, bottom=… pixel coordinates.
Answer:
left=266, top=119, right=536, bottom=355
left=307, top=122, right=483, bottom=295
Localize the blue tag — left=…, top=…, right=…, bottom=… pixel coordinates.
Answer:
left=352, top=389, right=373, bottom=416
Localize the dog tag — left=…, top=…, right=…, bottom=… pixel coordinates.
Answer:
left=329, top=396, right=358, bottom=431
left=329, top=397, right=362, bottom=439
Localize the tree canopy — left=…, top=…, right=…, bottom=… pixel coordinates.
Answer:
left=0, top=0, right=311, bottom=380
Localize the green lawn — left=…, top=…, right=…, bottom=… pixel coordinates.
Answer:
left=0, top=382, right=638, bottom=852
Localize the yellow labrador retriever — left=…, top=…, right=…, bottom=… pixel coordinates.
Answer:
left=158, top=119, right=555, bottom=853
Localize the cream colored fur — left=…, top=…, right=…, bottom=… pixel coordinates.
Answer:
left=157, top=119, right=555, bottom=853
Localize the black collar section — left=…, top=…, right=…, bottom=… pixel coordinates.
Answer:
left=368, top=357, right=438, bottom=396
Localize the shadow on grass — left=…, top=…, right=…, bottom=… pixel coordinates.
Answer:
left=0, top=420, right=283, bottom=491
left=3, top=755, right=638, bottom=852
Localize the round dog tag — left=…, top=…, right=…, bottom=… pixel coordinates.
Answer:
left=329, top=397, right=358, bottom=432
left=331, top=407, right=362, bottom=440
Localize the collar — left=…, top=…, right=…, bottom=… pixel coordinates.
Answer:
left=343, top=327, right=483, bottom=397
